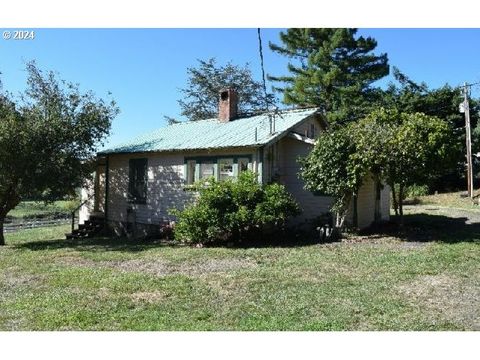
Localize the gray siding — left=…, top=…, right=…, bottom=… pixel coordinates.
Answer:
left=107, top=153, right=192, bottom=225
left=277, top=137, right=333, bottom=222
left=104, top=148, right=257, bottom=226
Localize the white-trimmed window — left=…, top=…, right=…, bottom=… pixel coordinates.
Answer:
left=186, top=160, right=196, bottom=185
left=185, top=156, right=251, bottom=185
left=200, top=161, right=215, bottom=179
left=238, top=157, right=250, bottom=174
left=219, top=158, right=234, bottom=181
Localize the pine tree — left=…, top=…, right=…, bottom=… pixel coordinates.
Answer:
left=269, top=28, right=389, bottom=123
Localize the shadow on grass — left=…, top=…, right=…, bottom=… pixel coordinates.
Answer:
left=362, top=213, right=480, bottom=244
left=14, top=212, right=480, bottom=252
left=14, top=236, right=178, bottom=252
left=207, top=232, right=322, bottom=249
left=14, top=231, right=321, bottom=252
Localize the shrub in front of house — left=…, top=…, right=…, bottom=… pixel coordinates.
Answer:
left=171, top=171, right=301, bottom=245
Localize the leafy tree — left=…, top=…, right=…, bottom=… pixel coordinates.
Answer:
left=171, top=171, right=300, bottom=245
left=381, top=68, right=478, bottom=192
left=300, top=126, right=367, bottom=228
left=301, top=108, right=455, bottom=228
left=268, top=28, right=389, bottom=124
left=177, top=58, right=275, bottom=121
left=355, top=108, right=455, bottom=223
left=0, top=62, right=119, bottom=245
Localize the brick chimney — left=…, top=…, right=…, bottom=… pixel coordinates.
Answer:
left=218, top=88, right=238, bottom=122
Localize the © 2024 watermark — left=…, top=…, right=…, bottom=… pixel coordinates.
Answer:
left=2, top=30, right=35, bottom=40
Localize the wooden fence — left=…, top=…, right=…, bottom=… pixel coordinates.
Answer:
left=3, top=218, right=74, bottom=233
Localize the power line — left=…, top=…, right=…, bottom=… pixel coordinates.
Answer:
left=257, top=28, right=269, bottom=112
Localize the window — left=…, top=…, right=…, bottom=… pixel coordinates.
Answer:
left=309, top=123, right=316, bottom=138
left=218, top=158, right=234, bottom=181
left=200, top=161, right=215, bottom=179
left=238, top=157, right=250, bottom=174
left=186, top=160, right=196, bottom=185
left=185, top=156, right=251, bottom=185
left=128, top=158, right=147, bottom=204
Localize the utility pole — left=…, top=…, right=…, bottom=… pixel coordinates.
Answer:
left=463, top=82, right=474, bottom=199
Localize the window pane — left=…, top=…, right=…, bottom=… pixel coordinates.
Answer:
left=200, top=161, right=215, bottom=179
left=238, top=158, right=249, bottom=174
left=186, top=160, right=196, bottom=185
left=218, top=158, right=234, bottom=181
left=128, top=158, right=147, bottom=203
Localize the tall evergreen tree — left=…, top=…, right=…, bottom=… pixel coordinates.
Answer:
left=269, top=28, right=389, bottom=123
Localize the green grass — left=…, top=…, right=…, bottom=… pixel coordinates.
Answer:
left=0, top=209, right=479, bottom=331
left=7, top=200, right=79, bottom=220
left=410, top=190, right=480, bottom=211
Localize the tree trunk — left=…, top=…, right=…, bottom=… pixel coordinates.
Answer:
left=0, top=188, right=21, bottom=246
left=399, top=184, right=404, bottom=226
left=335, top=212, right=345, bottom=228
left=391, top=182, right=399, bottom=216
left=0, top=217, right=5, bottom=246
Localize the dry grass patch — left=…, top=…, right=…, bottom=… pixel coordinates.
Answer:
left=0, top=269, right=45, bottom=296
left=130, top=291, right=168, bottom=304
left=397, top=273, right=480, bottom=330
left=111, top=257, right=257, bottom=277
left=55, top=254, right=258, bottom=278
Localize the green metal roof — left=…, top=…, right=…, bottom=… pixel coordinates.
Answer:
left=99, top=108, right=319, bottom=155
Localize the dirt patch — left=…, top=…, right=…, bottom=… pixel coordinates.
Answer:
left=130, top=291, right=168, bottom=304
left=55, top=255, right=257, bottom=277
left=55, top=255, right=99, bottom=268
left=397, top=273, right=480, bottom=330
left=326, top=234, right=428, bottom=250
left=0, top=271, right=44, bottom=290
left=111, top=258, right=257, bottom=277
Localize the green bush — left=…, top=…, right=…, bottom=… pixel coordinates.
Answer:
left=406, top=184, right=429, bottom=198
left=396, top=184, right=429, bottom=200
left=171, top=171, right=301, bottom=245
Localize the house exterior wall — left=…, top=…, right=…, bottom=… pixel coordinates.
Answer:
left=96, top=165, right=105, bottom=213
left=276, top=136, right=333, bottom=223
left=380, top=184, right=391, bottom=221
left=79, top=177, right=94, bottom=225
left=79, top=164, right=105, bottom=225
left=292, top=116, right=322, bottom=138
left=101, top=148, right=257, bottom=236
left=346, top=177, right=391, bottom=229
left=356, top=177, right=376, bottom=229
left=106, top=152, right=190, bottom=226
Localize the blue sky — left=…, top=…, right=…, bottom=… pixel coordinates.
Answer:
left=1, top=28, right=479, bottom=149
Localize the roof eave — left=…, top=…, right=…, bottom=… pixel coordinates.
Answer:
left=97, top=143, right=263, bottom=157
left=260, top=110, right=322, bottom=149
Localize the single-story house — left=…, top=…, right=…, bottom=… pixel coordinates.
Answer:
left=79, top=89, right=390, bottom=237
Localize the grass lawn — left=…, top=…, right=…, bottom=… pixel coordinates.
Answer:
left=0, top=205, right=479, bottom=330
left=7, top=200, right=78, bottom=220
left=410, top=190, right=480, bottom=211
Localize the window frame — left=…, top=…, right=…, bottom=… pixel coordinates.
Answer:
left=185, top=159, right=197, bottom=185
left=309, top=123, right=316, bottom=138
left=218, top=158, right=235, bottom=181
left=184, top=155, right=252, bottom=185
left=237, top=157, right=251, bottom=175
left=128, top=158, right=148, bottom=204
